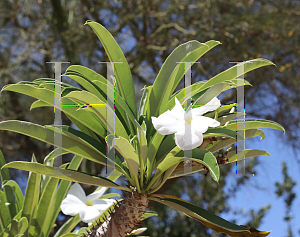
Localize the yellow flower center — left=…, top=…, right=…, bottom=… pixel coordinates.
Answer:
left=86, top=200, right=93, bottom=206
left=185, top=117, right=193, bottom=124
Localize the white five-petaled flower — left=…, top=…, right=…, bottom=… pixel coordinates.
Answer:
left=60, top=183, right=116, bottom=224
left=151, top=97, right=221, bottom=150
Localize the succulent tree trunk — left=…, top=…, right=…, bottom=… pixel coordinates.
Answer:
left=87, top=191, right=148, bottom=237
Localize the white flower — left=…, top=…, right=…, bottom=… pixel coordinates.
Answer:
left=151, top=97, right=221, bottom=150
left=60, top=183, right=116, bottom=224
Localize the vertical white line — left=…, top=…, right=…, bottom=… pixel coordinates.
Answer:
left=106, top=62, right=116, bottom=177
left=46, top=61, right=70, bottom=176
left=184, top=62, right=193, bottom=175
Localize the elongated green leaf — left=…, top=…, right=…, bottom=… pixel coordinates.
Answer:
left=65, top=65, right=108, bottom=85
left=60, top=234, right=80, bottom=237
left=170, top=149, right=219, bottom=181
left=1, top=217, right=28, bottom=237
left=227, top=149, right=270, bottom=163
left=54, top=215, right=81, bottom=237
left=28, top=175, right=59, bottom=237
left=2, top=180, right=24, bottom=212
left=171, top=59, right=275, bottom=112
left=2, top=161, right=131, bottom=192
left=141, top=211, right=158, bottom=221
left=207, top=129, right=266, bottom=153
left=30, top=100, right=49, bottom=109
left=22, top=155, right=41, bottom=236
left=154, top=134, right=176, bottom=165
left=138, top=85, right=152, bottom=119
left=201, top=58, right=275, bottom=92
left=64, top=65, right=135, bottom=133
left=64, top=90, right=129, bottom=139
left=217, top=112, right=245, bottom=125
left=92, top=80, right=136, bottom=134
left=150, top=149, right=219, bottom=191
left=0, top=150, right=10, bottom=182
left=49, top=155, right=82, bottom=235
left=226, top=119, right=285, bottom=132
left=64, top=72, right=107, bottom=102
left=0, top=150, right=18, bottom=219
left=187, top=82, right=229, bottom=111
left=0, top=190, right=11, bottom=231
left=0, top=120, right=111, bottom=168
left=99, top=193, right=121, bottom=199
left=135, top=120, right=147, bottom=183
left=2, top=83, right=107, bottom=139
left=45, top=125, right=106, bottom=155
left=149, top=195, right=271, bottom=236
left=204, top=128, right=244, bottom=140
left=146, top=132, right=165, bottom=180
left=114, top=137, right=140, bottom=190
left=85, top=21, right=137, bottom=117
left=170, top=40, right=221, bottom=97
left=44, top=148, right=70, bottom=164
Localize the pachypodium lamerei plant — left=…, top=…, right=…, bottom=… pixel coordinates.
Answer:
left=0, top=21, right=284, bottom=237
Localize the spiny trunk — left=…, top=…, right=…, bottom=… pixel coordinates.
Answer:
left=87, top=191, right=148, bottom=237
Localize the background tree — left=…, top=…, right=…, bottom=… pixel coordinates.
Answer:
left=0, top=0, right=299, bottom=236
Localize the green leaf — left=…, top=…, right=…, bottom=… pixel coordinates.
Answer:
left=170, top=149, right=219, bottom=181
left=2, top=180, right=24, bottom=212
left=171, top=59, right=275, bottom=114
left=204, top=128, right=244, bottom=140
left=226, top=119, right=285, bottom=133
left=60, top=234, right=80, bottom=237
left=49, top=155, right=83, bottom=235
left=64, top=90, right=129, bottom=139
left=227, top=149, right=270, bottom=163
left=44, top=148, right=70, bottom=164
left=99, top=193, right=121, bottom=199
left=149, top=195, right=270, bottom=236
left=114, top=136, right=140, bottom=191
left=1, top=217, right=28, bottom=237
left=138, top=85, right=152, bottom=119
left=0, top=120, right=111, bottom=168
left=21, top=155, right=41, bottom=236
left=217, top=112, right=245, bottom=125
left=45, top=125, right=106, bottom=156
left=135, top=120, right=147, bottom=184
left=148, top=149, right=219, bottom=192
left=63, top=72, right=107, bottom=102
left=0, top=150, right=17, bottom=219
left=187, top=82, right=229, bottom=111
left=65, top=65, right=108, bottom=85
left=54, top=215, right=81, bottom=237
left=154, top=134, right=176, bottom=166
left=141, top=211, right=158, bottom=221
left=92, top=80, right=137, bottom=133
left=85, top=21, right=137, bottom=118
left=28, top=174, right=59, bottom=237
left=129, top=227, right=147, bottom=235
left=2, top=161, right=131, bottom=192
left=30, top=100, right=49, bottom=109
left=207, top=129, right=266, bottom=153
left=0, top=190, right=11, bottom=231
left=200, top=59, right=275, bottom=92
left=63, top=71, right=135, bottom=134
left=0, top=149, right=10, bottom=182
left=2, top=83, right=107, bottom=139
left=146, top=132, right=165, bottom=180
left=63, top=65, right=135, bottom=133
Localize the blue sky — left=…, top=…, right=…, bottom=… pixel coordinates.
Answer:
left=222, top=128, right=300, bottom=236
